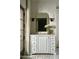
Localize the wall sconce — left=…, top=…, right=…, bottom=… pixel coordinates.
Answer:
left=56, top=6, right=59, bottom=9
left=50, top=18, right=55, bottom=21
left=32, top=18, right=34, bottom=22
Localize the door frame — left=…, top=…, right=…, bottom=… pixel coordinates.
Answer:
left=20, top=5, right=25, bottom=55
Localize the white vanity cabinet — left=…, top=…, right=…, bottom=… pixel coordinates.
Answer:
left=30, top=35, right=56, bottom=55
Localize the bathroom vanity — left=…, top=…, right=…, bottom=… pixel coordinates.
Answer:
left=30, top=34, right=56, bottom=55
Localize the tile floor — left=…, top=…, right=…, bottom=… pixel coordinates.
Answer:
left=21, top=48, right=59, bottom=59
left=32, top=48, right=59, bottom=59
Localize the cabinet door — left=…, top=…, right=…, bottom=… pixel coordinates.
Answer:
left=31, top=35, right=37, bottom=53
left=31, top=35, right=55, bottom=54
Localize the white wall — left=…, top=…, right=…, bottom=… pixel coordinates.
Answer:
left=31, top=0, right=58, bottom=18
left=56, top=8, right=59, bottom=48
left=31, top=0, right=59, bottom=47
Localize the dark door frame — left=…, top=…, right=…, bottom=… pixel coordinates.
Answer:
left=20, top=5, right=25, bottom=56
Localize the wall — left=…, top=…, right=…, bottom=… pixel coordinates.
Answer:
left=20, top=0, right=26, bottom=9
left=30, top=0, right=59, bottom=47
left=31, top=0, right=58, bottom=18
left=56, top=7, right=59, bottom=48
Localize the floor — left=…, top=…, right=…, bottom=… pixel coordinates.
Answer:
left=21, top=48, right=59, bottom=59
